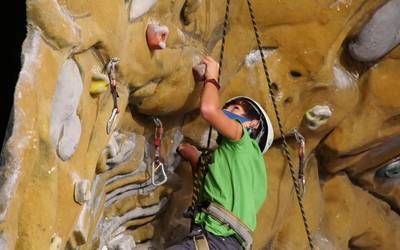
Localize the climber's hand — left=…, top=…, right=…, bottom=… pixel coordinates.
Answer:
left=203, top=56, right=219, bottom=81
left=177, top=143, right=201, bottom=167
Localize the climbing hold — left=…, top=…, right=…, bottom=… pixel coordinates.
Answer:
left=73, top=202, right=91, bottom=246
left=376, top=156, right=400, bottom=178
left=192, top=63, right=206, bottom=82
left=245, top=49, right=275, bottom=67
left=90, top=67, right=109, bottom=95
left=146, top=23, right=169, bottom=50
left=90, top=79, right=109, bottom=95
left=333, top=64, right=358, bottom=89
left=348, top=0, right=400, bottom=62
left=108, top=234, right=136, bottom=250
left=180, top=0, right=202, bottom=25
left=304, top=105, right=332, bottom=130
left=74, top=180, right=91, bottom=205
left=106, top=132, right=136, bottom=166
left=50, top=234, right=62, bottom=250
left=129, top=0, right=158, bottom=21
left=50, top=59, right=83, bottom=161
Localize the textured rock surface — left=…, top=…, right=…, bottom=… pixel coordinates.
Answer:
left=0, top=0, right=399, bottom=249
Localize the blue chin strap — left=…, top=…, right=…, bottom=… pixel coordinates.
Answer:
left=223, top=110, right=251, bottom=123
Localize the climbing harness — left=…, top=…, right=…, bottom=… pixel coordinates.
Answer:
left=151, top=117, right=168, bottom=186
left=193, top=0, right=314, bottom=249
left=245, top=0, right=314, bottom=248
left=204, top=202, right=253, bottom=250
left=186, top=151, right=254, bottom=249
left=189, top=151, right=255, bottom=249
left=106, top=58, right=120, bottom=135
left=293, top=129, right=306, bottom=197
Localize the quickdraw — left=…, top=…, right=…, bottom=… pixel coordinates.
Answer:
left=152, top=117, right=168, bottom=186
left=293, top=129, right=306, bottom=197
left=106, top=58, right=120, bottom=135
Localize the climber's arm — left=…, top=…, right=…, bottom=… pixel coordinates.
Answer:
left=200, top=56, right=243, bottom=141
left=177, top=143, right=201, bottom=169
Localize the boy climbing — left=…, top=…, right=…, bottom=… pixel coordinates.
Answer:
left=167, top=56, right=274, bottom=250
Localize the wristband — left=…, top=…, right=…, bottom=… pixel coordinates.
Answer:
left=204, top=78, right=221, bottom=90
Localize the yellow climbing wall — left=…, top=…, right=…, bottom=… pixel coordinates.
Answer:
left=0, top=0, right=399, bottom=249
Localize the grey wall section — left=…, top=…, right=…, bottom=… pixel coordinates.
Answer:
left=349, top=0, right=400, bottom=62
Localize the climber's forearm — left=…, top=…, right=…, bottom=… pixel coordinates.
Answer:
left=200, top=81, right=221, bottom=122
left=200, top=56, right=221, bottom=123
left=177, top=143, right=200, bottom=169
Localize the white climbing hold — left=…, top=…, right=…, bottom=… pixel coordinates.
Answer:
left=245, top=49, right=275, bottom=67
left=129, top=0, right=158, bottom=21
left=74, top=180, right=91, bottom=205
left=50, top=234, right=62, bottom=250
left=192, top=63, right=206, bottom=82
left=106, top=132, right=136, bottom=166
left=333, top=64, right=358, bottom=89
left=108, top=234, right=136, bottom=250
left=50, top=59, right=83, bottom=161
left=304, top=105, right=332, bottom=130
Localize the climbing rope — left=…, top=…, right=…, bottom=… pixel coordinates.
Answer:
left=185, top=149, right=213, bottom=217
left=197, top=0, right=314, bottom=248
left=151, top=117, right=168, bottom=186
left=206, top=0, right=231, bottom=148
left=245, top=0, right=314, bottom=248
left=186, top=0, right=231, bottom=217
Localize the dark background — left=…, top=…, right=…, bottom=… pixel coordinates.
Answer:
left=1, top=2, right=26, bottom=146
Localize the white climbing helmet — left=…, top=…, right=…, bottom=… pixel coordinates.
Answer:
left=224, top=96, right=274, bottom=154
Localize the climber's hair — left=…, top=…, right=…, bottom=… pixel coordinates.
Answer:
left=223, top=97, right=260, bottom=121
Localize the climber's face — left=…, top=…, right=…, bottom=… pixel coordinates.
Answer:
left=225, top=104, right=246, bottom=117
left=224, top=104, right=260, bottom=129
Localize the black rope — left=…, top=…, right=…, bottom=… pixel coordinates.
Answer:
left=189, top=0, right=231, bottom=217
left=187, top=149, right=213, bottom=215
left=245, top=0, right=314, bottom=248
left=207, top=0, right=231, bottom=149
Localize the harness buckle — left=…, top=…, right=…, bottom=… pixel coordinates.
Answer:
left=193, top=233, right=209, bottom=250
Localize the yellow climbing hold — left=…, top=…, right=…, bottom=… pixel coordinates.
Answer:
left=90, top=79, right=109, bottom=95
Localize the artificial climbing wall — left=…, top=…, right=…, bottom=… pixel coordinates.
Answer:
left=1, top=0, right=400, bottom=249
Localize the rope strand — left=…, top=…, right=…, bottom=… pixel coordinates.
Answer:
left=207, top=0, right=231, bottom=149
left=246, top=0, right=314, bottom=248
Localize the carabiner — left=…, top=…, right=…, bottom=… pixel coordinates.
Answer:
left=106, top=108, right=119, bottom=134
left=151, top=160, right=167, bottom=186
left=153, top=117, right=162, bottom=128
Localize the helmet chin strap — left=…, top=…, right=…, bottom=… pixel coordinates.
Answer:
left=246, top=120, right=261, bottom=139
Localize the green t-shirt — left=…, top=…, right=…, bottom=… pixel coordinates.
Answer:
left=195, top=125, right=268, bottom=237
